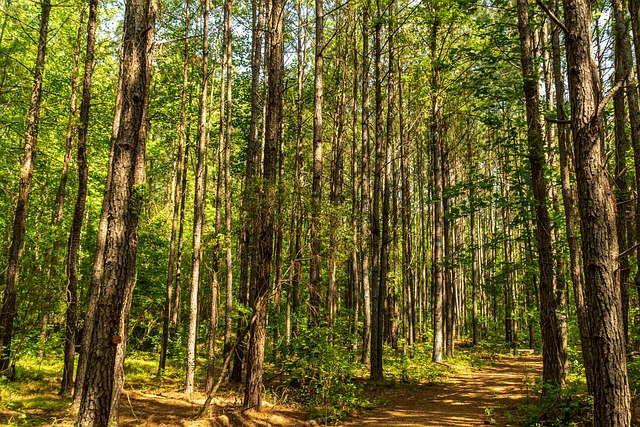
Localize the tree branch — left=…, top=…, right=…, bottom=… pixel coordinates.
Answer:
left=535, top=0, right=569, bottom=35
left=545, top=116, right=571, bottom=124
left=596, top=69, right=633, bottom=119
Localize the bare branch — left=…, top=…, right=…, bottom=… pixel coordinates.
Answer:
left=535, top=0, right=569, bottom=35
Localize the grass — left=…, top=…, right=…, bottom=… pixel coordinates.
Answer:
left=0, top=355, right=73, bottom=426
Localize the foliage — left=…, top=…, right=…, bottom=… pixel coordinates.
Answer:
left=271, top=326, right=373, bottom=421
left=522, top=381, right=592, bottom=427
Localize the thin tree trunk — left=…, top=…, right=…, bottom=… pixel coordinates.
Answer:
left=289, top=0, right=306, bottom=342
left=64, top=0, right=98, bottom=396
left=430, top=15, right=444, bottom=364
left=328, top=41, right=346, bottom=328
left=369, top=0, right=384, bottom=379
left=399, top=62, right=415, bottom=348
left=59, top=9, right=84, bottom=395
left=517, top=0, right=567, bottom=389
left=612, top=0, right=633, bottom=343
left=223, top=0, right=234, bottom=374
left=172, top=141, right=189, bottom=331
left=232, top=0, right=263, bottom=384
left=185, top=0, right=210, bottom=395
left=0, top=0, right=51, bottom=373
left=360, top=0, right=372, bottom=367
left=309, top=0, right=324, bottom=325
left=159, top=0, right=190, bottom=377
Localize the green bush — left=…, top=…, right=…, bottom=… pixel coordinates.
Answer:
left=273, top=326, right=372, bottom=421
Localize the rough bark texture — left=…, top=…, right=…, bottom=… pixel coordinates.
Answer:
left=563, top=0, right=631, bottom=422
left=0, top=0, right=50, bottom=372
left=370, top=0, right=384, bottom=379
left=75, top=0, right=156, bottom=422
left=612, top=0, right=635, bottom=342
left=73, top=68, right=123, bottom=411
left=517, top=0, right=567, bottom=389
left=243, top=0, right=283, bottom=409
left=549, top=0, right=592, bottom=392
left=222, top=0, right=234, bottom=376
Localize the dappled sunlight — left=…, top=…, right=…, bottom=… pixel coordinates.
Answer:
left=340, top=355, right=541, bottom=427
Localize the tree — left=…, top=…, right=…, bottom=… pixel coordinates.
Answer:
left=159, top=0, right=190, bottom=378
left=243, top=0, right=284, bottom=409
left=185, top=0, right=210, bottom=396
left=563, top=0, right=631, bottom=422
left=0, top=0, right=51, bottom=373
left=309, top=0, right=324, bottom=325
left=517, top=0, right=566, bottom=389
left=75, top=0, right=156, bottom=422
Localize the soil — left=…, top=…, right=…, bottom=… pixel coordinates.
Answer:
left=339, top=354, right=542, bottom=427
left=0, top=354, right=541, bottom=426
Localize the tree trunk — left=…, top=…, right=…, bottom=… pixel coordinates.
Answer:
left=563, top=0, right=631, bottom=422
left=75, top=0, right=156, bottom=422
left=309, top=0, right=324, bottom=325
left=59, top=9, right=84, bottom=395
left=360, top=0, right=372, bottom=367
left=399, top=68, right=415, bottom=348
left=63, top=0, right=98, bottom=397
left=223, top=0, right=234, bottom=375
left=627, top=0, right=640, bottom=301
left=232, top=0, right=263, bottom=384
left=612, top=0, right=633, bottom=343
left=369, top=0, right=384, bottom=379
left=517, top=0, right=567, bottom=389
left=73, top=60, right=124, bottom=412
left=243, top=0, right=283, bottom=408
left=0, top=0, right=51, bottom=373
left=185, top=0, right=210, bottom=395
left=159, top=0, right=190, bottom=377
left=430, top=16, right=444, bottom=364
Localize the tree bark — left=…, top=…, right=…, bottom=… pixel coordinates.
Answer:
left=159, top=0, right=190, bottom=377
left=185, top=0, right=210, bottom=395
left=430, top=15, right=444, bottom=364
left=59, top=8, right=84, bottom=395
left=75, top=0, right=156, bottom=422
left=243, top=0, right=283, bottom=409
left=563, top=0, right=631, bottom=422
left=399, top=55, right=415, bottom=348
left=360, top=0, right=372, bottom=367
left=232, top=0, right=263, bottom=384
left=517, top=0, right=567, bottom=389
left=612, top=0, right=634, bottom=343
left=309, top=0, right=324, bottom=326
left=63, top=0, right=98, bottom=397
left=222, top=0, right=234, bottom=376
left=370, top=0, right=384, bottom=379
left=0, top=0, right=51, bottom=372
left=73, top=57, right=124, bottom=412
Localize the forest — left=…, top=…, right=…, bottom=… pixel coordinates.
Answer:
left=1, top=0, right=640, bottom=423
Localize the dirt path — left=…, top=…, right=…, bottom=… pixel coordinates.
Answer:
left=340, top=354, right=541, bottom=427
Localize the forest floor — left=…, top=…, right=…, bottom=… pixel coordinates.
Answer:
left=0, top=351, right=543, bottom=426
left=340, top=353, right=541, bottom=427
